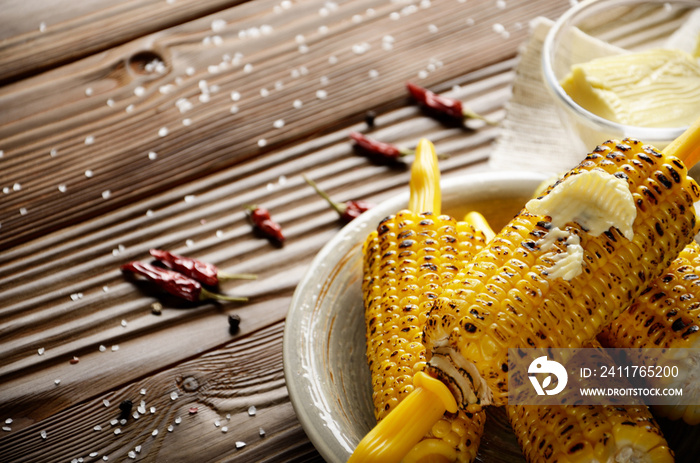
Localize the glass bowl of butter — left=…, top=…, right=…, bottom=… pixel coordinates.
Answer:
left=542, top=0, right=700, bottom=151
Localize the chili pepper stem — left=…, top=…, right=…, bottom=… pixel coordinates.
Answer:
left=200, top=287, right=248, bottom=302
left=462, top=108, right=498, bottom=126
left=217, top=272, right=258, bottom=281
left=302, top=174, right=346, bottom=215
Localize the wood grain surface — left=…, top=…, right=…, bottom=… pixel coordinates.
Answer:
left=5, top=0, right=697, bottom=462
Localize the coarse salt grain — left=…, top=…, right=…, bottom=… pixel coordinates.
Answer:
left=243, top=64, right=253, bottom=73
left=111, top=345, right=119, bottom=352
left=5, top=419, right=12, bottom=424
left=85, top=136, right=95, bottom=145
left=152, top=429, right=158, bottom=436
left=148, top=151, right=158, bottom=160
left=3, top=426, right=11, bottom=432
left=248, top=406, right=257, bottom=416
left=99, top=345, right=107, bottom=352
left=316, top=89, right=327, bottom=100
left=54, top=379, right=61, bottom=385
left=260, top=88, right=269, bottom=97
left=58, top=184, right=67, bottom=193
left=293, top=99, right=303, bottom=109
left=175, top=417, right=182, bottom=424
left=128, top=451, right=136, bottom=459
left=221, top=426, right=228, bottom=433
left=158, top=127, right=169, bottom=137
left=273, top=119, right=284, bottom=129
left=13, top=183, right=21, bottom=191
left=230, top=105, right=239, bottom=114
left=150, top=407, right=156, bottom=414
left=211, top=19, right=226, bottom=32
left=167, top=425, right=174, bottom=432
left=19, top=208, right=28, bottom=216
left=214, top=420, right=221, bottom=427
left=94, top=425, right=102, bottom=431
left=257, top=139, right=267, bottom=148
left=40, top=430, right=47, bottom=439
left=134, top=86, right=145, bottom=97
left=235, top=441, right=246, bottom=449
left=170, top=391, right=179, bottom=400
left=85, top=170, right=94, bottom=178
left=126, top=104, right=135, bottom=113
left=259, top=428, right=266, bottom=437
left=230, top=91, right=241, bottom=101
left=102, top=190, right=111, bottom=200
left=38, top=348, right=45, bottom=356
left=85, top=87, right=93, bottom=96
left=121, top=319, right=127, bottom=327
left=114, top=428, right=121, bottom=435
left=182, top=118, right=191, bottom=126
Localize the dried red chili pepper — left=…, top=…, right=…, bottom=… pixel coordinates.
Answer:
left=406, top=82, right=496, bottom=125
left=246, top=206, right=285, bottom=244
left=121, top=261, right=247, bottom=302
left=349, top=131, right=413, bottom=159
left=303, top=174, right=374, bottom=223
left=149, top=249, right=256, bottom=286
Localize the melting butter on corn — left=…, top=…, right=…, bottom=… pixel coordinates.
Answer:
left=526, top=169, right=636, bottom=280
left=561, top=48, right=700, bottom=128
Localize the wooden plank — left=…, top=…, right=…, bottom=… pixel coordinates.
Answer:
left=0, top=60, right=514, bottom=425
left=0, top=321, right=325, bottom=462
left=0, top=0, right=571, bottom=251
left=0, top=0, right=248, bottom=84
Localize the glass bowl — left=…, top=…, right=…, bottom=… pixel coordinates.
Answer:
left=542, top=0, right=700, bottom=151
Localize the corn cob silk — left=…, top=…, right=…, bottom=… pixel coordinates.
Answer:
left=362, top=139, right=486, bottom=462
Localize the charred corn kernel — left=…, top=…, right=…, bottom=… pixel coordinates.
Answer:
left=507, top=404, right=674, bottom=463
left=360, top=139, right=486, bottom=462
left=599, top=239, right=700, bottom=425
left=508, top=341, right=674, bottom=463
left=423, top=139, right=700, bottom=409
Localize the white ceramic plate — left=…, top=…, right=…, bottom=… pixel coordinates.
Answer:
left=282, top=171, right=548, bottom=463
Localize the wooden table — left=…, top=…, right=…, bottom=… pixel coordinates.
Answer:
left=3, top=1, right=695, bottom=462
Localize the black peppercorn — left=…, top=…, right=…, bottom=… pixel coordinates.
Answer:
left=118, top=400, right=133, bottom=421
left=228, top=314, right=241, bottom=333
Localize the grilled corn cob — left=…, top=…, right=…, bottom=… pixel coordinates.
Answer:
left=468, top=214, right=676, bottom=463
left=599, top=239, right=700, bottom=425
left=423, top=139, right=699, bottom=410
left=350, top=121, right=700, bottom=463
left=507, top=403, right=674, bottom=463
left=361, top=139, right=486, bottom=462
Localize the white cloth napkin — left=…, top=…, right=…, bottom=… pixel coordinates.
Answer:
left=489, top=11, right=700, bottom=174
